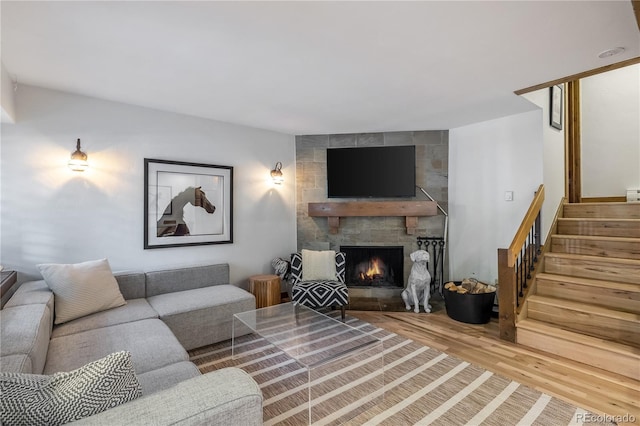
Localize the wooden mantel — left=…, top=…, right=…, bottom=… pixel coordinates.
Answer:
left=308, top=201, right=438, bottom=234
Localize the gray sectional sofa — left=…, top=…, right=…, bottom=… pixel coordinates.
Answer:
left=0, top=263, right=263, bottom=425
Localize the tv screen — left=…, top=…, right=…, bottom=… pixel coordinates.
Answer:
left=327, top=145, right=416, bottom=198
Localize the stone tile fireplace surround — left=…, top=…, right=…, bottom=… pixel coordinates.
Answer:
left=296, top=131, right=449, bottom=298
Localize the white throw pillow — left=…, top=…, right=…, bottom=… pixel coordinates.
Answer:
left=301, top=249, right=337, bottom=281
left=37, top=258, right=126, bottom=324
left=0, top=351, right=142, bottom=426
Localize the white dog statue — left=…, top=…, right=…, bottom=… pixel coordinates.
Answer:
left=401, top=250, right=432, bottom=313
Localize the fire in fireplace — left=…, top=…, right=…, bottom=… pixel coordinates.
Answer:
left=341, top=246, right=404, bottom=288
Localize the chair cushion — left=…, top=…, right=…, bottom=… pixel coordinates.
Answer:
left=291, top=280, right=349, bottom=308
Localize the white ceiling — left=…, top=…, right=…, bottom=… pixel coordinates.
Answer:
left=1, top=1, right=638, bottom=135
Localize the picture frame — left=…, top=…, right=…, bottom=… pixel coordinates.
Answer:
left=550, top=84, right=563, bottom=130
left=144, top=158, right=233, bottom=249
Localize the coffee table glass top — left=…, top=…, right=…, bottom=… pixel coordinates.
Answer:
left=232, top=302, right=381, bottom=368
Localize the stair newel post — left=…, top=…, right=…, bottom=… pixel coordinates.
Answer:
left=498, top=248, right=517, bottom=342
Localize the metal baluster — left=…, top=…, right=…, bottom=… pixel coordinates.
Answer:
left=519, top=247, right=525, bottom=298
left=514, top=252, right=520, bottom=308
left=528, top=228, right=535, bottom=275
left=535, top=211, right=542, bottom=258
left=524, top=231, right=533, bottom=282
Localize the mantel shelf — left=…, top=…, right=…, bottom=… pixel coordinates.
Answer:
left=308, top=201, right=438, bottom=235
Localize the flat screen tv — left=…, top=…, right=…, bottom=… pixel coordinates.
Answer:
left=327, top=145, right=416, bottom=198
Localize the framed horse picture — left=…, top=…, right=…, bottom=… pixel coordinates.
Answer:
left=144, top=159, right=233, bottom=249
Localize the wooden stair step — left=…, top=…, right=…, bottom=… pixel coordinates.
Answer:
left=536, top=273, right=640, bottom=314
left=556, top=218, right=640, bottom=238
left=551, top=234, right=640, bottom=259
left=527, top=295, right=640, bottom=346
left=563, top=202, right=640, bottom=219
left=516, top=318, right=640, bottom=381
left=544, top=252, right=640, bottom=285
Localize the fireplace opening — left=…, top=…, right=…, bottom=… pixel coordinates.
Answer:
left=341, top=246, right=404, bottom=288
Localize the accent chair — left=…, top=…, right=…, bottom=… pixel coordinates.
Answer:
left=289, top=251, right=349, bottom=320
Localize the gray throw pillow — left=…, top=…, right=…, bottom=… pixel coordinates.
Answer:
left=0, top=351, right=142, bottom=426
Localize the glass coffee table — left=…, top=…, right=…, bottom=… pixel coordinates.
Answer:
left=232, top=302, right=384, bottom=424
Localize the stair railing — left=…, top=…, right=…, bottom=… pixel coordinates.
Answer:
left=497, top=184, right=544, bottom=342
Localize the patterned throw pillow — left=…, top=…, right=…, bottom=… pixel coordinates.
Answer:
left=0, top=351, right=142, bottom=426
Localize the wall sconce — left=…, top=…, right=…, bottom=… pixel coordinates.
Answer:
left=68, top=138, right=88, bottom=172
left=270, top=162, right=284, bottom=184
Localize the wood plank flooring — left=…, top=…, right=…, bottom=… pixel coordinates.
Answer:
left=348, top=303, right=640, bottom=425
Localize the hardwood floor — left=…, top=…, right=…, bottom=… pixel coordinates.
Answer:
left=348, top=301, right=640, bottom=425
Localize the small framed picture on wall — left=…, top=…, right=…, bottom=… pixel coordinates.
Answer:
left=550, top=84, right=563, bottom=130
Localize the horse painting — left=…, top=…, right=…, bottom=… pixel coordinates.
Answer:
left=157, top=186, right=216, bottom=237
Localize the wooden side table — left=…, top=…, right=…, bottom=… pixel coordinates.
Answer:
left=248, top=274, right=281, bottom=308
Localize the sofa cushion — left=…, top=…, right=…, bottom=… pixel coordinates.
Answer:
left=4, top=280, right=54, bottom=309
left=114, top=271, right=146, bottom=300
left=0, top=351, right=141, bottom=426
left=145, top=263, right=229, bottom=297
left=44, top=319, right=188, bottom=375
left=147, top=285, right=255, bottom=350
left=37, top=258, right=127, bottom=324
left=0, top=355, right=33, bottom=374
left=0, top=304, right=52, bottom=374
left=52, top=298, right=159, bottom=338
left=137, top=361, right=200, bottom=395
left=4, top=280, right=55, bottom=329
left=73, top=367, right=262, bottom=426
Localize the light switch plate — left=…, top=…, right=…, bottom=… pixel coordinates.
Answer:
left=504, top=191, right=514, bottom=201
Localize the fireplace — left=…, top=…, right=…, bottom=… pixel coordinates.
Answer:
left=341, top=246, right=404, bottom=288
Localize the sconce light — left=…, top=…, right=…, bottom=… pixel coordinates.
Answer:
left=270, top=162, right=284, bottom=184
left=68, top=138, right=88, bottom=172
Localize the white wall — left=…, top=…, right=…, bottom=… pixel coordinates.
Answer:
left=581, top=64, right=640, bottom=197
left=449, top=110, right=543, bottom=284
left=522, top=85, right=566, bottom=236
left=1, top=61, right=16, bottom=123
left=1, top=85, right=297, bottom=287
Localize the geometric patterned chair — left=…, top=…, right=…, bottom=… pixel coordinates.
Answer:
left=290, top=251, right=349, bottom=321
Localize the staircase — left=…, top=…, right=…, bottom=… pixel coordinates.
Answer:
left=516, top=202, right=640, bottom=381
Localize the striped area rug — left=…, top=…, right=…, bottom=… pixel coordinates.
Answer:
left=189, top=313, right=610, bottom=425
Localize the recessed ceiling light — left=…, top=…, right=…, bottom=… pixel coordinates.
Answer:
left=598, top=47, right=625, bottom=59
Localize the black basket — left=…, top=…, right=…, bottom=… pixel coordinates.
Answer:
left=443, top=281, right=495, bottom=324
